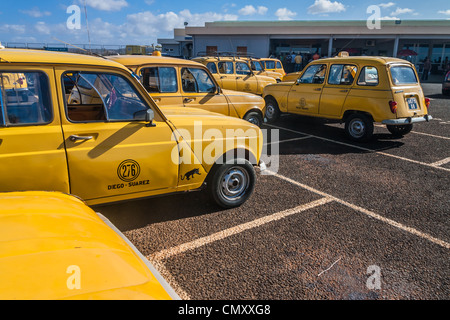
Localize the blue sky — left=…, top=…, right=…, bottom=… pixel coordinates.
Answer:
left=0, top=0, right=449, bottom=46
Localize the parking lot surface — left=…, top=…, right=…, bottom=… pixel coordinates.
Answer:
left=95, top=83, right=449, bottom=300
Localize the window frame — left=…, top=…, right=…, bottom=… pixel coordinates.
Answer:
left=218, top=61, right=234, bottom=75
left=327, top=64, right=358, bottom=86
left=0, top=70, right=54, bottom=127
left=356, top=66, right=380, bottom=87
left=181, top=67, right=217, bottom=94
left=298, top=64, right=327, bottom=84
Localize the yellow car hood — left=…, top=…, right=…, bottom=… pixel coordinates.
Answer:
left=0, top=191, right=178, bottom=300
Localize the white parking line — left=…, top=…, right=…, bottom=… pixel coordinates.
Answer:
left=431, top=157, right=450, bottom=167
left=147, top=197, right=333, bottom=261
left=374, top=124, right=450, bottom=140
left=265, top=123, right=450, bottom=173
left=268, top=170, right=450, bottom=250
left=264, top=135, right=312, bottom=146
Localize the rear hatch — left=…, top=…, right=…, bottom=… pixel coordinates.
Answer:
left=388, top=64, right=428, bottom=118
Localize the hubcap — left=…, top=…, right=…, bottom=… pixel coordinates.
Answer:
left=349, top=119, right=366, bottom=138
left=266, top=104, right=275, bottom=119
left=220, top=167, right=249, bottom=201
left=247, top=116, right=260, bottom=126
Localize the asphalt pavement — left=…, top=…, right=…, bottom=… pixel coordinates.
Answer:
left=94, top=83, right=449, bottom=300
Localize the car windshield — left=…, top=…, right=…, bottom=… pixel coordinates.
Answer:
left=390, top=66, right=418, bottom=85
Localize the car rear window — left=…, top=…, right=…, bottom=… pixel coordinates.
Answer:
left=0, top=71, right=52, bottom=126
left=390, top=66, right=418, bottom=85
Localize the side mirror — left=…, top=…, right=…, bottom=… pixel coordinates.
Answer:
left=145, top=108, right=156, bottom=127
left=296, top=78, right=301, bottom=85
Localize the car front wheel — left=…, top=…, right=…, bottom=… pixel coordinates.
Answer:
left=244, top=111, right=263, bottom=127
left=207, top=159, right=256, bottom=209
left=264, top=97, right=281, bottom=123
left=344, top=113, right=374, bottom=142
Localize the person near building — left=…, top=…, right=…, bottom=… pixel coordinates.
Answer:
left=422, top=58, right=431, bottom=81
left=313, top=52, right=320, bottom=60
left=294, top=53, right=303, bottom=72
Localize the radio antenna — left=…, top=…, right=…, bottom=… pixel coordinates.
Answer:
left=84, top=0, right=91, bottom=53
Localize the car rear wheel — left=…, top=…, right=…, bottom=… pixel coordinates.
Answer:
left=243, top=111, right=263, bottom=127
left=344, top=113, right=374, bottom=142
left=386, top=124, right=413, bottom=136
left=207, top=159, right=256, bottom=209
left=264, top=96, right=281, bottom=123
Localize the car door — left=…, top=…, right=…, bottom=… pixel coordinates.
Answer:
left=180, top=66, right=229, bottom=116
left=217, top=61, right=237, bottom=91
left=55, top=67, right=179, bottom=204
left=138, top=65, right=183, bottom=107
left=320, top=64, right=357, bottom=117
left=235, top=62, right=259, bottom=93
left=0, top=67, right=69, bottom=193
left=287, top=64, right=327, bottom=115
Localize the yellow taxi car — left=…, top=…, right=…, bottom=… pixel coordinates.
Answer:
left=0, top=191, right=180, bottom=300
left=0, top=49, right=263, bottom=208
left=241, top=57, right=283, bottom=83
left=107, top=55, right=265, bottom=127
left=192, top=56, right=276, bottom=96
left=263, top=53, right=432, bottom=142
left=258, top=58, right=286, bottom=78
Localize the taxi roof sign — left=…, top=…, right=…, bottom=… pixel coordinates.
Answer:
left=338, top=51, right=349, bottom=57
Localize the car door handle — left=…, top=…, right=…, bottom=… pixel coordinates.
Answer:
left=313, top=88, right=321, bottom=91
left=220, top=76, right=226, bottom=79
left=340, top=89, right=349, bottom=93
left=184, top=98, right=194, bottom=103
left=236, top=77, right=242, bottom=79
left=69, top=135, right=93, bottom=142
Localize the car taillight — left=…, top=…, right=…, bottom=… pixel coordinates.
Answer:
left=425, top=98, right=430, bottom=108
left=389, top=101, right=397, bottom=114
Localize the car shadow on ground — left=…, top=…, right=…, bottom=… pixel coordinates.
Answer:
left=262, top=114, right=405, bottom=156
left=92, top=189, right=222, bottom=232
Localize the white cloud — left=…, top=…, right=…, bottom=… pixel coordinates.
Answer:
left=308, top=0, right=345, bottom=15
left=380, top=16, right=400, bottom=20
left=390, top=7, right=414, bottom=16
left=0, top=24, right=26, bottom=34
left=35, top=22, right=51, bottom=35
left=238, top=5, right=268, bottom=15
left=20, top=7, right=51, bottom=18
left=275, top=8, right=297, bottom=20
left=438, top=9, right=450, bottom=15
left=378, top=2, right=395, bottom=8
left=82, top=0, right=129, bottom=12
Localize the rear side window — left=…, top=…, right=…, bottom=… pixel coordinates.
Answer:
left=357, top=66, right=379, bottom=86
left=236, top=62, right=251, bottom=75
left=141, top=67, right=177, bottom=93
left=390, top=66, right=418, bottom=85
left=0, top=71, right=52, bottom=126
left=218, top=62, right=234, bottom=74
left=328, top=64, right=358, bottom=85
left=276, top=61, right=282, bottom=69
left=265, top=61, right=276, bottom=69
left=206, top=62, right=217, bottom=74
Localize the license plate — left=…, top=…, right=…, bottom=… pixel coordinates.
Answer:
left=407, top=97, right=418, bottom=110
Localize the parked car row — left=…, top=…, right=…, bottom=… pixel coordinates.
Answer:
left=0, top=48, right=433, bottom=299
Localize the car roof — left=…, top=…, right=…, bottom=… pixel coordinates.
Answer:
left=311, top=56, right=412, bottom=65
left=0, top=48, right=129, bottom=71
left=107, top=54, right=204, bottom=67
left=193, top=56, right=250, bottom=63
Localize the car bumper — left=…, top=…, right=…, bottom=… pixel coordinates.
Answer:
left=382, top=115, right=432, bottom=125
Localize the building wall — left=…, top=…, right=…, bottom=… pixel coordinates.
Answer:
left=193, top=35, right=270, bottom=58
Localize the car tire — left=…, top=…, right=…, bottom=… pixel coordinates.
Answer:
left=344, top=113, right=374, bottom=142
left=207, top=159, right=256, bottom=209
left=243, top=111, right=263, bottom=127
left=264, top=96, right=281, bottom=123
left=386, top=124, right=413, bottom=137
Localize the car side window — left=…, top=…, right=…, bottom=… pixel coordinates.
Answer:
left=236, top=62, right=251, bottom=75
left=181, top=68, right=216, bottom=93
left=251, top=61, right=263, bottom=71
left=62, top=71, right=148, bottom=122
left=218, top=62, right=234, bottom=74
left=265, top=61, right=275, bottom=69
left=0, top=71, right=52, bottom=126
left=206, top=62, right=218, bottom=74
left=140, top=67, right=177, bottom=93
left=357, top=66, right=379, bottom=86
left=276, top=61, right=282, bottom=69
left=328, top=64, right=358, bottom=85
left=299, top=64, right=327, bottom=84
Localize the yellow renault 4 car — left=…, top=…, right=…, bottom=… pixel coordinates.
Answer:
left=192, top=56, right=276, bottom=96
left=0, top=49, right=263, bottom=208
left=0, top=191, right=179, bottom=300
left=258, top=58, right=286, bottom=78
left=263, top=53, right=432, bottom=142
left=107, top=55, right=265, bottom=127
